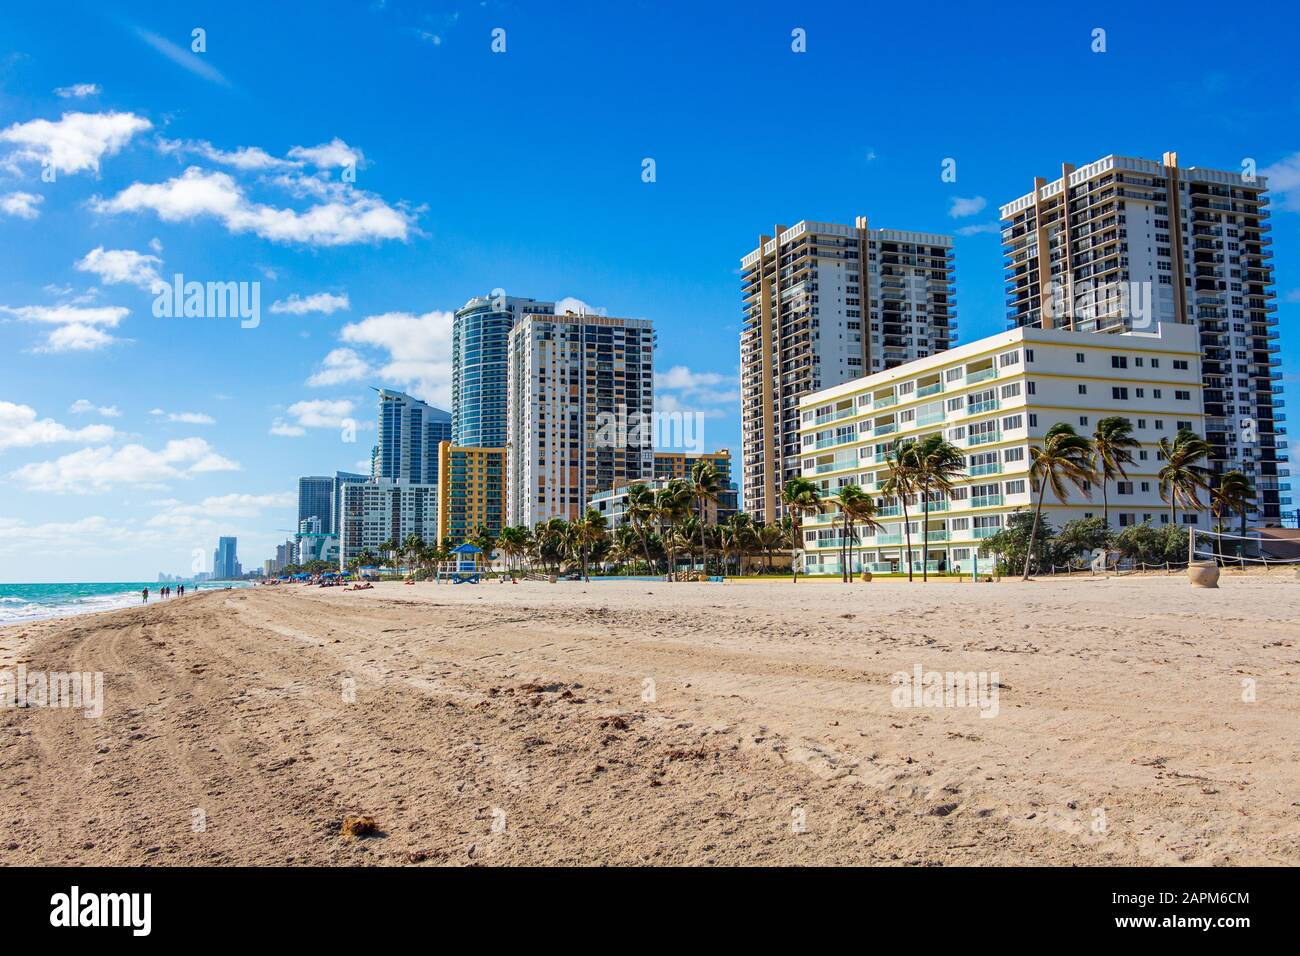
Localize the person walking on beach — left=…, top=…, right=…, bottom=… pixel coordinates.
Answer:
left=142, top=587, right=149, bottom=603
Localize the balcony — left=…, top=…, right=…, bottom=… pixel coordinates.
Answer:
left=972, top=526, right=1001, bottom=539
left=969, top=462, right=1002, bottom=477
left=966, top=367, right=997, bottom=385
left=873, top=395, right=898, bottom=409
left=968, top=430, right=1001, bottom=447
left=875, top=534, right=903, bottom=545
left=968, top=399, right=1000, bottom=416
left=971, top=494, right=1004, bottom=508
left=916, top=381, right=944, bottom=398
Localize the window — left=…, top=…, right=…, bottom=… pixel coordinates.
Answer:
left=1003, top=446, right=1025, bottom=463
left=1134, top=357, right=1145, bottom=368
left=1118, top=513, right=1134, bottom=527
left=1078, top=384, right=1088, bottom=395
left=1075, top=352, right=1085, bottom=363
left=1111, top=355, right=1128, bottom=368
left=1004, top=479, right=1026, bottom=495
left=1079, top=416, right=1089, bottom=426
left=1112, top=387, right=1128, bottom=400
left=999, top=351, right=1021, bottom=368
left=1116, top=481, right=1133, bottom=495
left=1000, top=382, right=1021, bottom=400
left=1151, top=358, right=1160, bottom=368
left=1173, top=359, right=1189, bottom=370
left=1024, top=348, right=1035, bottom=362
left=950, top=518, right=970, bottom=531
left=1175, top=390, right=1191, bottom=401
left=945, top=367, right=964, bottom=382
left=1182, top=514, right=1199, bottom=525
left=1028, top=413, right=1038, bottom=427
left=1026, top=380, right=1036, bottom=395
left=1153, top=388, right=1162, bottom=399
left=1001, top=414, right=1023, bottom=431
left=947, top=396, right=964, bottom=412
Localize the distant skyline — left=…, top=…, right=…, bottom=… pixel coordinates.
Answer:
left=1, top=1, right=1297, bottom=580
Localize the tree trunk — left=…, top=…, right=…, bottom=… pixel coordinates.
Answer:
left=1101, top=479, right=1109, bottom=530
left=1023, top=483, right=1048, bottom=580
left=901, top=496, right=913, bottom=582
left=921, top=483, right=930, bottom=583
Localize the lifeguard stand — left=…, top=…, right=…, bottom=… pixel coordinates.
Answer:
left=441, top=543, right=483, bottom=584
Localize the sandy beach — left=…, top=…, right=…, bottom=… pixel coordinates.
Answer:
left=0, top=575, right=1296, bottom=866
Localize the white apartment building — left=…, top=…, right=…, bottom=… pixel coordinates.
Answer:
left=797, top=323, right=1206, bottom=576
left=337, top=478, right=439, bottom=568
left=506, top=311, right=655, bottom=526
left=1000, top=152, right=1286, bottom=523
left=741, top=217, right=956, bottom=523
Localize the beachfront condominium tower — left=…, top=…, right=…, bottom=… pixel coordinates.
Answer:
left=374, top=388, right=453, bottom=485
left=213, top=536, right=239, bottom=580
left=507, top=311, right=656, bottom=526
left=740, top=218, right=957, bottom=523
left=1000, top=152, right=1287, bottom=523
left=436, top=441, right=506, bottom=545
left=337, top=479, right=439, bottom=569
left=798, top=322, right=1207, bottom=576
left=452, top=293, right=555, bottom=448
left=297, top=476, right=333, bottom=532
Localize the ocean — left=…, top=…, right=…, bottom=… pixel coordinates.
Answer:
left=0, top=581, right=253, bottom=625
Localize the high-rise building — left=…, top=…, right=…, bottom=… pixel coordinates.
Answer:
left=338, top=479, right=440, bottom=568
left=452, top=293, right=555, bottom=448
left=1000, top=152, right=1287, bottom=523
left=507, top=311, right=656, bottom=526
left=589, top=476, right=739, bottom=528
left=798, top=322, right=1206, bottom=575
left=297, top=476, right=333, bottom=532
left=652, top=449, right=733, bottom=487
left=332, top=471, right=369, bottom=534
left=437, top=442, right=506, bottom=545
left=375, top=388, right=453, bottom=485
left=740, top=218, right=956, bottom=522
left=213, top=536, right=239, bottom=580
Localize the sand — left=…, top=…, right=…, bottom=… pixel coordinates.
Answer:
left=0, top=574, right=1296, bottom=866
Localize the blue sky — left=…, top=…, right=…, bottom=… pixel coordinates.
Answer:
left=1, top=0, right=1298, bottom=581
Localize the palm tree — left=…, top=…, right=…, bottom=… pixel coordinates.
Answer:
left=755, top=523, right=785, bottom=573
left=831, top=484, right=881, bottom=582
left=570, top=508, right=608, bottom=581
left=653, top=479, right=690, bottom=579
left=1210, top=469, right=1254, bottom=554
left=1025, top=423, right=1095, bottom=580
left=781, top=477, right=823, bottom=582
left=401, top=533, right=425, bottom=577
left=624, top=482, right=657, bottom=571
left=1092, top=416, right=1139, bottom=529
left=497, top=525, right=528, bottom=575
left=879, top=439, right=919, bottom=581
left=1157, top=428, right=1213, bottom=526
left=911, top=434, right=966, bottom=581
left=688, top=461, right=722, bottom=575
left=721, top=513, right=754, bottom=576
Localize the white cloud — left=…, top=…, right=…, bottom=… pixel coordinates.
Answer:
left=656, top=365, right=732, bottom=391
left=0, top=111, right=151, bottom=175
left=306, top=347, right=371, bottom=386
left=149, top=409, right=215, bottom=425
left=269, top=420, right=306, bottom=437
left=136, top=29, right=230, bottom=86
left=947, top=196, right=987, bottom=218
left=286, top=138, right=364, bottom=170
left=93, top=166, right=413, bottom=246
left=69, top=399, right=121, bottom=418
left=286, top=399, right=354, bottom=428
left=954, top=222, right=1001, bottom=237
left=554, top=296, right=606, bottom=316
left=41, top=324, right=116, bottom=352
left=9, top=437, right=238, bottom=493
left=157, top=136, right=296, bottom=171
left=1261, top=153, right=1300, bottom=212
left=75, top=246, right=164, bottom=291
left=54, top=83, right=101, bottom=98
left=0, top=402, right=117, bottom=451
left=0, top=191, right=43, bottom=219
left=270, top=292, right=350, bottom=315
left=1, top=302, right=129, bottom=352
left=339, top=310, right=453, bottom=406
